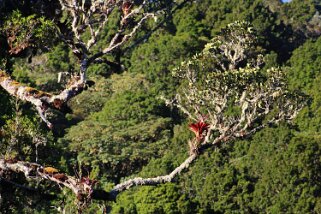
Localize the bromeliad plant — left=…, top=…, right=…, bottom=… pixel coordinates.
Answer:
left=188, top=118, right=209, bottom=155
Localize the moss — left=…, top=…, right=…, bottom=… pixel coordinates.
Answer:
left=25, top=86, right=52, bottom=98
left=0, top=70, right=9, bottom=82
left=9, top=81, right=21, bottom=86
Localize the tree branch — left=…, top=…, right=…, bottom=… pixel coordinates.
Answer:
left=0, top=70, right=86, bottom=128
left=88, top=12, right=155, bottom=63
left=0, top=159, right=95, bottom=202
left=109, top=153, right=197, bottom=198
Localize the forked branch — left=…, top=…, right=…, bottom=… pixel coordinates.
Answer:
left=1, top=0, right=160, bottom=127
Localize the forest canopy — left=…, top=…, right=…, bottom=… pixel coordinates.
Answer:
left=0, top=0, right=321, bottom=213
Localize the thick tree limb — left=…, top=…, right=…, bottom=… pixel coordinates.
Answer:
left=0, top=70, right=86, bottom=127
left=0, top=153, right=198, bottom=205
left=0, top=159, right=94, bottom=202
left=0, top=130, right=230, bottom=202
left=109, top=153, right=197, bottom=197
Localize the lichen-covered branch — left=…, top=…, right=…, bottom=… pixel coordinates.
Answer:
left=88, top=2, right=157, bottom=63
left=101, top=13, right=155, bottom=55
left=0, top=154, right=198, bottom=202
left=109, top=153, right=197, bottom=197
left=0, top=159, right=95, bottom=203
left=58, top=0, right=117, bottom=52
left=0, top=70, right=86, bottom=128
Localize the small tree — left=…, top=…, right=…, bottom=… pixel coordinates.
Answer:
left=167, top=21, right=304, bottom=155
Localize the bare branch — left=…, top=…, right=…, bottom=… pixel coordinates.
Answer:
left=110, top=153, right=197, bottom=197
left=89, top=12, right=155, bottom=62
left=161, top=94, right=198, bottom=121
left=0, top=134, right=232, bottom=202
left=110, top=127, right=256, bottom=198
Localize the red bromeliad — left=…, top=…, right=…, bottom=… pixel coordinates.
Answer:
left=188, top=120, right=209, bottom=141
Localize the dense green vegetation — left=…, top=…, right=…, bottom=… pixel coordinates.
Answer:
left=1, top=0, right=321, bottom=213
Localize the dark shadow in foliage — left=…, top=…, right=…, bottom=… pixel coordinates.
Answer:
left=0, top=172, right=59, bottom=213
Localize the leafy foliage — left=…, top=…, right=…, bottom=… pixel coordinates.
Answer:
left=111, top=183, right=193, bottom=214
left=62, top=73, right=172, bottom=182
left=2, top=10, right=56, bottom=55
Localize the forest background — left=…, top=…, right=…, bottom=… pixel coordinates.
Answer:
left=1, top=0, right=321, bottom=213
